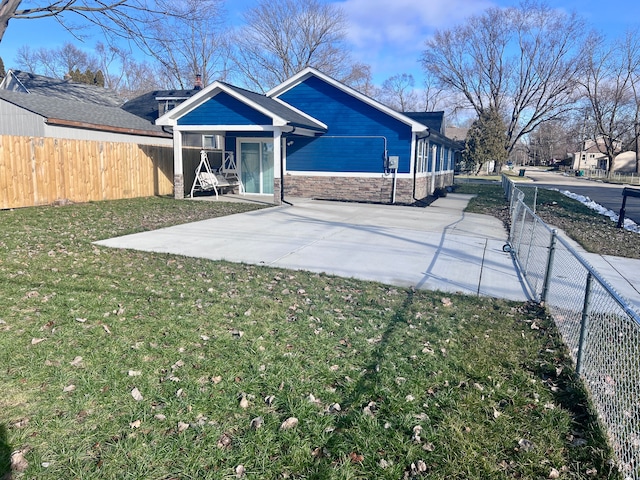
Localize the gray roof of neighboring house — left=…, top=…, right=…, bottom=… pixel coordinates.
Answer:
left=122, top=89, right=201, bottom=123
left=445, top=126, right=469, bottom=142
left=0, top=89, right=169, bottom=137
left=1, top=69, right=125, bottom=107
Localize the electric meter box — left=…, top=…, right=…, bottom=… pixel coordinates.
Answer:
left=387, top=156, right=399, bottom=170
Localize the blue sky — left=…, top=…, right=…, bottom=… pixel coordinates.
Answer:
left=1, top=0, right=639, bottom=85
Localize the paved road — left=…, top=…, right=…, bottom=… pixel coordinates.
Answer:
left=523, top=170, right=640, bottom=225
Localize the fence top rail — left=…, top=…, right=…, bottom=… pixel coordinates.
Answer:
left=623, top=187, right=640, bottom=198
left=505, top=176, right=640, bottom=325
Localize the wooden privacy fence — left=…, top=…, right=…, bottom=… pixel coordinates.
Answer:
left=0, top=135, right=184, bottom=209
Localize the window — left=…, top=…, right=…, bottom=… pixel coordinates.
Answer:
left=416, top=139, right=424, bottom=173
left=416, top=139, right=430, bottom=173
left=203, top=135, right=223, bottom=150
left=158, top=100, right=180, bottom=117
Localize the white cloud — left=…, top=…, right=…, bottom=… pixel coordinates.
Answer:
left=339, top=0, right=493, bottom=49
left=337, top=0, right=494, bottom=82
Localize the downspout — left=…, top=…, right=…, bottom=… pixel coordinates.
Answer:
left=413, top=129, right=431, bottom=205
left=392, top=168, right=397, bottom=204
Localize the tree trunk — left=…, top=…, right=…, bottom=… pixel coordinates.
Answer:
left=0, top=0, right=22, bottom=43
left=636, top=123, right=640, bottom=174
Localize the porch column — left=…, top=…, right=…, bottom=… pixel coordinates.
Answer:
left=273, top=127, right=282, bottom=205
left=430, top=143, right=437, bottom=195
left=173, top=129, right=184, bottom=199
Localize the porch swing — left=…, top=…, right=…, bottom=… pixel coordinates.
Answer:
left=189, top=150, right=244, bottom=199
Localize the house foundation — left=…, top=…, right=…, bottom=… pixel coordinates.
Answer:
left=281, top=172, right=454, bottom=204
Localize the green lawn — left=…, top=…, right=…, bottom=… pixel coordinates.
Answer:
left=457, top=182, right=640, bottom=259
left=0, top=197, right=616, bottom=479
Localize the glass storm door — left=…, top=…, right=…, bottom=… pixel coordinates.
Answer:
left=240, top=141, right=274, bottom=194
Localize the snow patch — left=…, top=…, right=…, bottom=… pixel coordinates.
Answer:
left=557, top=190, right=640, bottom=234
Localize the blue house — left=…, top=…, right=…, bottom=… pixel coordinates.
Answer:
left=157, top=68, right=458, bottom=204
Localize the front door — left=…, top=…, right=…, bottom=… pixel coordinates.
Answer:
left=240, top=141, right=274, bottom=194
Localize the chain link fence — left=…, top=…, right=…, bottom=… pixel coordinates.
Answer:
left=503, top=175, right=640, bottom=479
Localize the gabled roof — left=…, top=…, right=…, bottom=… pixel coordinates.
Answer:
left=0, top=69, right=125, bottom=108
left=445, top=126, right=469, bottom=142
left=0, top=89, right=169, bottom=137
left=403, top=111, right=445, bottom=134
left=156, top=81, right=327, bottom=132
left=267, top=67, right=429, bottom=134
left=122, top=89, right=201, bottom=123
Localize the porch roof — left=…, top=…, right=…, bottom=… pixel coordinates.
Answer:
left=156, top=81, right=327, bottom=134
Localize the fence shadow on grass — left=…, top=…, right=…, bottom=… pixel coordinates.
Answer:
left=526, top=304, right=619, bottom=478
left=307, top=289, right=417, bottom=476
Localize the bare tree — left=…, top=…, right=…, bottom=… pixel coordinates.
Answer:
left=379, top=73, right=419, bottom=112
left=14, top=41, right=161, bottom=98
left=342, top=63, right=378, bottom=98
left=525, top=119, right=572, bottom=165
left=16, top=43, right=98, bottom=78
left=420, top=75, right=450, bottom=113
left=0, top=0, right=201, bottom=51
left=139, top=0, right=227, bottom=89
left=94, top=42, right=162, bottom=98
left=421, top=1, right=590, bottom=170
left=230, top=0, right=367, bottom=92
left=579, top=32, right=640, bottom=175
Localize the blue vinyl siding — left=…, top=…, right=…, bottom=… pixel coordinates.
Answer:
left=179, top=92, right=271, bottom=126
left=278, top=77, right=412, bottom=174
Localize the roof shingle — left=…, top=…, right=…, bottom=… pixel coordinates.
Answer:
left=0, top=89, right=168, bottom=137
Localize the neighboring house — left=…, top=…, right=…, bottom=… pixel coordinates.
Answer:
left=122, top=87, right=202, bottom=124
left=572, top=144, right=607, bottom=171
left=122, top=82, right=204, bottom=148
left=0, top=88, right=171, bottom=144
left=0, top=74, right=175, bottom=209
left=0, top=69, right=125, bottom=107
left=572, top=138, right=622, bottom=171
left=0, top=68, right=170, bottom=144
left=445, top=125, right=469, bottom=143
left=157, top=67, right=458, bottom=204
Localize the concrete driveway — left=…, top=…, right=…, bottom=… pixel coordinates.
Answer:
left=95, top=194, right=529, bottom=301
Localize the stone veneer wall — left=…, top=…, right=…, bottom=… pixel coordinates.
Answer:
left=275, top=172, right=454, bottom=205
left=281, top=175, right=420, bottom=204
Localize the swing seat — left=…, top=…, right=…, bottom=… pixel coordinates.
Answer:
left=190, top=150, right=244, bottom=199
left=197, top=172, right=218, bottom=191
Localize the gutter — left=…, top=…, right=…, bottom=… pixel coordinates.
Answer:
left=46, top=118, right=172, bottom=138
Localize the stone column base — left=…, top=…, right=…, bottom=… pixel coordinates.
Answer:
left=174, top=174, right=184, bottom=199
left=273, top=178, right=282, bottom=205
